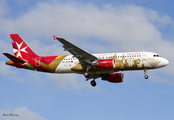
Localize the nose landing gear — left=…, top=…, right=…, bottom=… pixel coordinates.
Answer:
left=144, top=69, right=148, bottom=79
left=144, top=75, right=148, bottom=79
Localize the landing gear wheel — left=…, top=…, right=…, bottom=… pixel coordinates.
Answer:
left=90, top=80, right=96, bottom=87
left=144, top=75, right=148, bottom=79
left=84, top=72, right=90, bottom=78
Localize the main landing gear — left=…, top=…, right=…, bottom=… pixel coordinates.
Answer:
left=84, top=72, right=90, bottom=78
left=144, top=69, right=148, bottom=79
left=84, top=73, right=97, bottom=87
left=84, top=65, right=97, bottom=87
left=84, top=64, right=92, bottom=78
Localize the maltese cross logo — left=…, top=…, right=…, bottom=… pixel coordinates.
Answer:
left=13, top=42, right=28, bottom=58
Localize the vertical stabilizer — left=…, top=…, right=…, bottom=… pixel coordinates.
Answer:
left=10, top=34, right=38, bottom=59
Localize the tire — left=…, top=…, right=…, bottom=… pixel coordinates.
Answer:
left=144, top=75, right=148, bottom=79
left=90, top=80, right=96, bottom=87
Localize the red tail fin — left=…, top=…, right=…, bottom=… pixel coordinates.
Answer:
left=10, top=34, right=38, bottom=59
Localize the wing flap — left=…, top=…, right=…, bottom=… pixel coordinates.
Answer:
left=3, top=53, right=26, bottom=63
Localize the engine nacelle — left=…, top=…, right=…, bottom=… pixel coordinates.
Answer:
left=92, top=59, right=115, bottom=69
left=102, top=73, right=124, bottom=83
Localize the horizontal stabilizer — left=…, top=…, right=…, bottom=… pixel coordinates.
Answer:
left=3, top=53, right=26, bottom=63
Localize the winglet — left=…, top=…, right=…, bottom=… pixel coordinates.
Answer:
left=53, top=35, right=58, bottom=40
left=3, top=53, right=26, bottom=63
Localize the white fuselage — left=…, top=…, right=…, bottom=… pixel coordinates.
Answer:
left=55, top=51, right=169, bottom=74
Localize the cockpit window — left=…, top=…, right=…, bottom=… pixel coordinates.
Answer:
left=154, top=54, right=161, bottom=57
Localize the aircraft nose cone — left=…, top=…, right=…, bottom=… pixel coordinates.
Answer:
left=162, top=58, right=169, bottom=66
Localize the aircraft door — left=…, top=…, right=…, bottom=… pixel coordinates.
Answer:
left=143, top=51, right=148, bottom=60
left=35, top=57, right=41, bottom=66
left=143, top=51, right=148, bottom=68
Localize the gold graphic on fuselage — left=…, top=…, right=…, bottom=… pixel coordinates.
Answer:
left=147, top=58, right=161, bottom=67
left=72, top=53, right=161, bottom=74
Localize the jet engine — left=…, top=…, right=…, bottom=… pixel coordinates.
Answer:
left=102, top=73, right=124, bottom=83
left=92, top=59, right=116, bottom=69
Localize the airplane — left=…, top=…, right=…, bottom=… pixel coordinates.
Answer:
left=3, top=34, right=169, bottom=87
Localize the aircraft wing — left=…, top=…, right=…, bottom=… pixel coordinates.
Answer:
left=56, top=37, right=97, bottom=62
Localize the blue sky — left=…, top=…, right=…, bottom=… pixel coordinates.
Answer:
left=0, top=0, right=174, bottom=120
